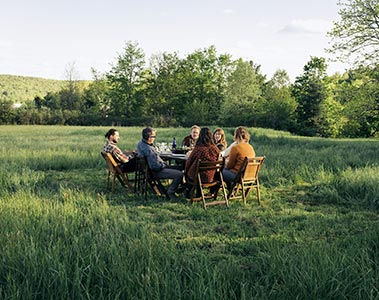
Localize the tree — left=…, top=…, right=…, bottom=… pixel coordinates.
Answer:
left=83, top=68, right=111, bottom=117
left=336, top=66, right=379, bottom=137
left=60, top=62, right=82, bottom=110
left=220, top=59, right=263, bottom=127
left=174, top=46, right=233, bottom=126
left=291, top=57, right=329, bottom=135
left=258, top=70, right=297, bottom=131
left=327, top=0, right=379, bottom=65
left=106, top=41, right=145, bottom=125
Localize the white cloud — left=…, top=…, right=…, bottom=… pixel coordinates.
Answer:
left=223, top=9, right=234, bottom=15
left=279, top=19, right=332, bottom=35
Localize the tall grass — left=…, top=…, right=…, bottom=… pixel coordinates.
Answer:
left=0, top=125, right=378, bottom=299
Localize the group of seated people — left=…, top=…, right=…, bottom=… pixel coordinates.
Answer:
left=103, top=125, right=255, bottom=200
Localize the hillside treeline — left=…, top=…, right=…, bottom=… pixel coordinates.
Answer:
left=0, top=42, right=378, bottom=137
left=0, top=75, right=68, bottom=103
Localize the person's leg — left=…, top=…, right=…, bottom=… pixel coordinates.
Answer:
left=222, top=168, right=236, bottom=186
left=121, top=157, right=137, bottom=173
left=155, top=167, right=183, bottom=195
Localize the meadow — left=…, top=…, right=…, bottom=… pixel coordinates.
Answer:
left=0, top=125, right=378, bottom=299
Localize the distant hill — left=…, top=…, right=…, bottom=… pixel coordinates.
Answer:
left=0, top=74, right=91, bottom=103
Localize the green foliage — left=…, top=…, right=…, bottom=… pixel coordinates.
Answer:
left=0, top=125, right=378, bottom=298
left=292, top=57, right=329, bottom=136
left=257, top=69, right=297, bottom=131
left=327, top=0, right=379, bottom=65
left=0, top=74, right=88, bottom=103
left=106, top=41, right=146, bottom=124
left=220, top=59, right=263, bottom=126
left=1, top=45, right=378, bottom=138
left=335, top=66, right=379, bottom=137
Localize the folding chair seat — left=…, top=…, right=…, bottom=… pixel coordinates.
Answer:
left=134, top=156, right=167, bottom=199
left=188, top=159, right=228, bottom=209
left=228, top=156, right=265, bottom=205
left=101, top=151, right=132, bottom=194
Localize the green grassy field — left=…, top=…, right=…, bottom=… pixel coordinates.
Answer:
left=0, top=125, right=378, bottom=299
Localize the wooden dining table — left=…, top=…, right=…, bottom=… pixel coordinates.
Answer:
left=159, top=153, right=188, bottom=170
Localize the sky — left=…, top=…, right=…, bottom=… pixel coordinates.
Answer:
left=0, top=0, right=349, bottom=82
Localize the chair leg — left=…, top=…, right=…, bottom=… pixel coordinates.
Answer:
left=219, top=173, right=229, bottom=207
left=241, top=182, right=246, bottom=205
left=107, top=171, right=110, bottom=190
left=112, top=175, right=115, bottom=194
left=256, top=180, right=261, bottom=205
left=221, top=183, right=229, bottom=208
left=197, top=175, right=206, bottom=209
left=189, top=185, right=196, bottom=204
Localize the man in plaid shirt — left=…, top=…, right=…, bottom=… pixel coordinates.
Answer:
left=103, top=128, right=136, bottom=172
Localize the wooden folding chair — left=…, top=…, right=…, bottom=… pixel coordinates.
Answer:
left=188, top=159, right=228, bottom=209
left=228, top=156, right=265, bottom=205
left=101, top=151, right=132, bottom=194
left=134, top=156, right=167, bottom=199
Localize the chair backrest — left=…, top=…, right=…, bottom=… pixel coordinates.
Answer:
left=243, top=156, right=265, bottom=181
left=193, top=159, right=224, bottom=184
left=101, top=151, right=122, bottom=174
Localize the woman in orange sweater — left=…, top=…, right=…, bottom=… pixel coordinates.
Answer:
left=222, top=126, right=255, bottom=184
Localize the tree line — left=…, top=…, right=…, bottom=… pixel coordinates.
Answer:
left=0, top=42, right=377, bottom=137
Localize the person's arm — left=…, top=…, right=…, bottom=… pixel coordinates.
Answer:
left=222, top=141, right=236, bottom=157
left=146, top=147, right=166, bottom=171
left=112, top=147, right=129, bottom=164
left=226, top=146, right=238, bottom=170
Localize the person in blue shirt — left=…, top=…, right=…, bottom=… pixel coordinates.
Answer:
left=137, top=127, right=183, bottom=199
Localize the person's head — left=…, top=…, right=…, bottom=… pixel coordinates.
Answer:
left=190, top=125, right=200, bottom=140
left=234, top=126, right=250, bottom=143
left=105, top=128, right=120, bottom=143
left=213, top=128, right=226, bottom=144
left=197, top=127, right=214, bottom=146
left=142, top=127, right=156, bottom=144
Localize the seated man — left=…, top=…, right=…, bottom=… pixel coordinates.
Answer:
left=137, top=127, right=184, bottom=199
left=181, top=125, right=200, bottom=149
left=103, top=128, right=136, bottom=172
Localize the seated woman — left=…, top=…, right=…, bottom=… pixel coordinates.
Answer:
left=184, top=127, right=220, bottom=197
left=222, top=126, right=255, bottom=185
left=213, top=128, right=227, bottom=151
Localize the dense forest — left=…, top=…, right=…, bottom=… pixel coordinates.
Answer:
left=0, top=0, right=378, bottom=138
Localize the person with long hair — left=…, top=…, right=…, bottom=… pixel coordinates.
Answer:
left=222, top=126, right=256, bottom=184
left=213, top=128, right=227, bottom=151
left=184, top=127, right=220, bottom=197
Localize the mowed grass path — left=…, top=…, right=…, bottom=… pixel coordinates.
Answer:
left=0, top=125, right=378, bottom=299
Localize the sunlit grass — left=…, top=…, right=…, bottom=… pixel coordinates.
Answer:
left=0, top=125, right=378, bottom=299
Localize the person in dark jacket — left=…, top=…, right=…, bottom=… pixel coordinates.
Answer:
left=137, top=127, right=183, bottom=199
left=181, top=125, right=200, bottom=149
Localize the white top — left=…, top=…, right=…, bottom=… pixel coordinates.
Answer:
left=221, top=141, right=237, bottom=157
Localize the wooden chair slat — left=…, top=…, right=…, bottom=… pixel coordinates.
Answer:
left=188, top=159, right=228, bottom=209
left=227, top=156, right=265, bottom=205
